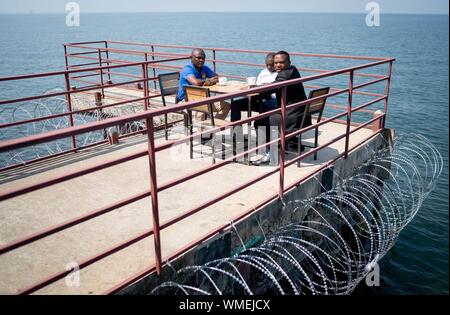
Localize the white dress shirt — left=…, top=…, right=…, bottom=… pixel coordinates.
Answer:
left=256, top=68, right=278, bottom=85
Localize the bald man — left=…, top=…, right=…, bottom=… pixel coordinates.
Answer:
left=177, top=48, right=230, bottom=120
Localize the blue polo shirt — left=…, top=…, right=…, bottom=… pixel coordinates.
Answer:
left=177, top=64, right=215, bottom=101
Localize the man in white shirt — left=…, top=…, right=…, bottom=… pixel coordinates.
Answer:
left=256, top=53, right=278, bottom=85
left=230, top=53, right=277, bottom=122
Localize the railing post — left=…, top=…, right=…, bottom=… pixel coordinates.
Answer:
left=104, top=41, right=112, bottom=83
left=279, top=86, right=287, bottom=199
left=383, top=61, right=393, bottom=128
left=150, top=46, right=157, bottom=91
left=142, top=64, right=149, bottom=111
left=344, top=70, right=354, bottom=158
left=63, top=44, right=70, bottom=71
left=146, top=116, right=162, bottom=275
left=94, top=92, right=107, bottom=140
left=212, top=49, right=217, bottom=73
left=63, top=72, right=77, bottom=152
left=97, top=49, right=105, bottom=98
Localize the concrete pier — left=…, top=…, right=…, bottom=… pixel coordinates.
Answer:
left=0, top=120, right=386, bottom=294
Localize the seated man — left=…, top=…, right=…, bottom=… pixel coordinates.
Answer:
left=177, top=48, right=230, bottom=120
left=230, top=52, right=277, bottom=123
left=253, top=50, right=310, bottom=165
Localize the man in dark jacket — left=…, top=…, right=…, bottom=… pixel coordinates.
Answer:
left=253, top=51, right=310, bottom=165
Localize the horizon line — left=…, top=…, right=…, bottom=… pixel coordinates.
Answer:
left=0, top=11, right=448, bottom=15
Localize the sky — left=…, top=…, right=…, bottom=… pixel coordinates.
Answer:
left=0, top=0, right=448, bottom=14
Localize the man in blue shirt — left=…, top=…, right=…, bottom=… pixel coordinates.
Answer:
left=177, top=48, right=230, bottom=120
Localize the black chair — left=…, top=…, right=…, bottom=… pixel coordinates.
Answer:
left=157, top=72, right=189, bottom=140
left=295, top=87, right=330, bottom=166
left=183, top=85, right=227, bottom=164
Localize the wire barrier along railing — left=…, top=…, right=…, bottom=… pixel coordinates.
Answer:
left=150, top=133, right=443, bottom=295
left=0, top=55, right=190, bottom=170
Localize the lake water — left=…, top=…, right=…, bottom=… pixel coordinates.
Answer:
left=0, top=12, right=448, bottom=294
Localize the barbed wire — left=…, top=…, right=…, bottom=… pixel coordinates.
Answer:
left=150, top=133, right=443, bottom=295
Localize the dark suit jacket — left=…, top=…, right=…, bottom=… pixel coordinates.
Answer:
left=262, top=65, right=310, bottom=133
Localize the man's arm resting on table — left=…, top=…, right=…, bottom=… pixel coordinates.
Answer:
left=186, top=75, right=218, bottom=87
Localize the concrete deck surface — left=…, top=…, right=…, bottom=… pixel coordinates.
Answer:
left=0, top=119, right=375, bottom=294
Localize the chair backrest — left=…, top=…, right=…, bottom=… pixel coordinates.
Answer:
left=307, top=87, right=330, bottom=117
left=158, top=72, right=180, bottom=106
left=183, top=85, right=212, bottom=114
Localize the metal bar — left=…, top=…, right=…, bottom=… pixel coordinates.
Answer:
left=145, top=117, right=162, bottom=274
left=142, top=64, right=150, bottom=111
left=0, top=189, right=150, bottom=255
left=344, top=70, right=354, bottom=158
left=0, top=85, right=346, bottom=151
left=327, top=103, right=375, bottom=114
left=351, top=96, right=387, bottom=113
left=348, top=113, right=386, bottom=135
left=101, top=71, right=144, bottom=79
left=70, top=69, right=147, bottom=81
left=63, top=45, right=70, bottom=71
left=352, top=76, right=389, bottom=90
left=68, top=54, right=144, bottom=65
left=67, top=61, right=103, bottom=67
left=70, top=77, right=143, bottom=92
left=0, top=148, right=147, bottom=202
left=0, top=56, right=190, bottom=82
left=65, top=44, right=153, bottom=56
left=63, top=73, right=77, bottom=152
left=18, top=228, right=155, bottom=295
left=0, top=77, right=146, bottom=106
left=67, top=40, right=109, bottom=45
left=283, top=111, right=348, bottom=142
left=66, top=51, right=100, bottom=56
left=97, top=49, right=105, bottom=97
left=0, top=93, right=151, bottom=130
left=72, top=52, right=386, bottom=80
left=104, top=40, right=393, bottom=61
left=150, top=46, right=157, bottom=91
left=159, top=156, right=280, bottom=232
left=70, top=72, right=104, bottom=80
left=383, top=61, right=393, bottom=127
left=212, top=49, right=216, bottom=72
left=279, top=86, right=287, bottom=199
left=104, top=41, right=112, bottom=82
left=285, top=133, right=347, bottom=168
left=284, top=152, right=346, bottom=192
left=347, top=129, right=382, bottom=154
left=0, top=127, right=150, bottom=173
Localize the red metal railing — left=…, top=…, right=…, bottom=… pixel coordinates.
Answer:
left=0, top=56, right=190, bottom=172
left=0, top=42, right=394, bottom=294
left=63, top=40, right=390, bottom=98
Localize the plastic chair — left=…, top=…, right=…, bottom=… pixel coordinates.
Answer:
left=157, top=72, right=189, bottom=140
left=183, top=85, right=227, bottom=164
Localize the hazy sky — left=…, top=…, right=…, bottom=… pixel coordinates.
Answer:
left=0, top=0, right=448, bottom=14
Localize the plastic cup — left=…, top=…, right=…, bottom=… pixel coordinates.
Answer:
left=246, top=77, right=257, bottom=86
left=218, top=77, right=228, bottom=85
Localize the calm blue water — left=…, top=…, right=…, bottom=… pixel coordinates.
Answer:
left=0, top=13, right=448, bottom=294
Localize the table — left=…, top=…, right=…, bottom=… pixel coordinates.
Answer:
left=209, top=80, right=251, bottom=94
left=209, top=80, right=259, bottom=164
